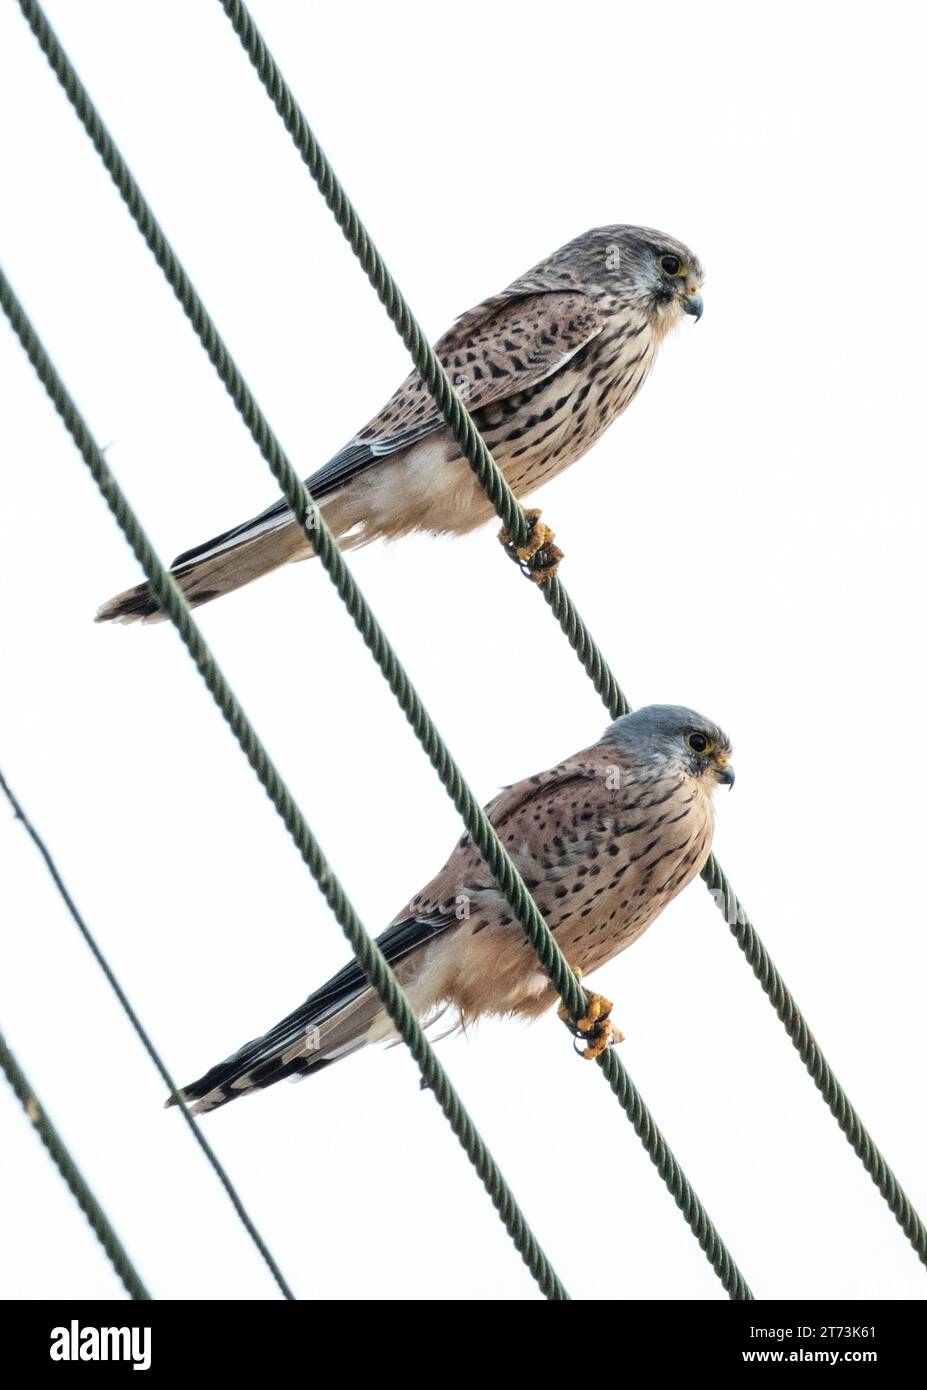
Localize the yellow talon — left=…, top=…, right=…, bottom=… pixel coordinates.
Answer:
left=498, top=508, right=564, bottom=584
left=558, top=967, right=623, bottom=1059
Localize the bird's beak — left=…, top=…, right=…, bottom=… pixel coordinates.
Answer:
left=682, top=292, right=704, bottom=321
left=715, top=764, right=735, bottom=789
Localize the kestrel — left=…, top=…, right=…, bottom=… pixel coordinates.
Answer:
left=173, top=706, right=733, bottom=1114
left=99, top=226, right=704, bottom=623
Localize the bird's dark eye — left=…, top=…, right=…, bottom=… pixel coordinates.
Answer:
left=660, top=254, right=683, bottom=276
left=686, top=731, right=712, bottom=754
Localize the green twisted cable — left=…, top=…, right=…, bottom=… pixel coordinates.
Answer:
left=0, top=1026, right=149, bottom=1300
left=702, top=854, right=927, bottom=1263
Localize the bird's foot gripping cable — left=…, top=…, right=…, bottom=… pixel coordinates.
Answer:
left=498, top=508, right=564, bottom=584
left=558, top=968, right=623, bottom=1060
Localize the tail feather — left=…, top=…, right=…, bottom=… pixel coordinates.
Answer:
left=95, top=520, right=307, bottom=624
left=169, top=911, right=456, bottom=1115
left=173, top=989, right=382, bottom=1115
left=94, top=438, right=373, bottom=624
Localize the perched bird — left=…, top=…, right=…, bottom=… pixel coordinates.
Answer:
left=99, top=226, right=704, bottom=623
left=173, top=705, right=732, bottom=1114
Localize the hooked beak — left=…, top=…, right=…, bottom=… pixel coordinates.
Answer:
left=682, top=292, right=704, bottom=321
left=715, top=764, right=735, bottom=790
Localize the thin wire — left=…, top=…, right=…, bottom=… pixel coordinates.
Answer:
left=0, top=1024, right=149, bottom=1300
left=12, top=0, right=753, bottom=1299
left=0, top=265, right=569, bottom=1302
left=0, top=765, right=296, bottom=1300
left=215, top=0, right=927, bottom=1272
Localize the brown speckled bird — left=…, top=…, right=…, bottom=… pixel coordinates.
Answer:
left=99, top=226, right=704, bottom=623
left=173, top=705, right=732, bottom=1114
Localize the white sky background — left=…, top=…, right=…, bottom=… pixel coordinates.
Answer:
left=0, top=0, right=924, bottom=1302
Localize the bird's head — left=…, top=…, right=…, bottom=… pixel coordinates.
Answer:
left=605, top=704, right=734, bottom=791
left=562, top=226, right=704, bottom=331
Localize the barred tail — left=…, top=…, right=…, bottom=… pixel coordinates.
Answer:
left=169, top=988, right=383, bottom=1115
left=169, top=912, right=454, bottom=1115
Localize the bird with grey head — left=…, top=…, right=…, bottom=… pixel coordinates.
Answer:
left=172, top=704, right=732, bottom=1114
left=554, top=224, right=705, bottom=322
left=606, top=702, right=733, bottom=785
left=98, top=224, right=705, bottom=623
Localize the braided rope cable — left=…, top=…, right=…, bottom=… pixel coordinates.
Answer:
left=11, top=2, right=753, bottom=1299
left=0, top=765, right=296, bottom=1300
left=702, top=855, right=927, bottom=1264
left=0, top=1025, right=149, bottom=1300
left=0, top=264, right=568, bottom=1302
left=215, top=0, right=927, bottom=1272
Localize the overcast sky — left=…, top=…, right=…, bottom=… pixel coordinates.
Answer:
left=1, top=1, right=925, bottom=1301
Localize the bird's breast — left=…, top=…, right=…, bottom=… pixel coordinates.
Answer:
left=475, top=320, right=659, bottom=498
left=444, top=766, right=715, bottom=1022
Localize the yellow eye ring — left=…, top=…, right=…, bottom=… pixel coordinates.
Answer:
left=686, top=731, right=713, bottom=755
left=660, top=254, right=684, bottom=276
